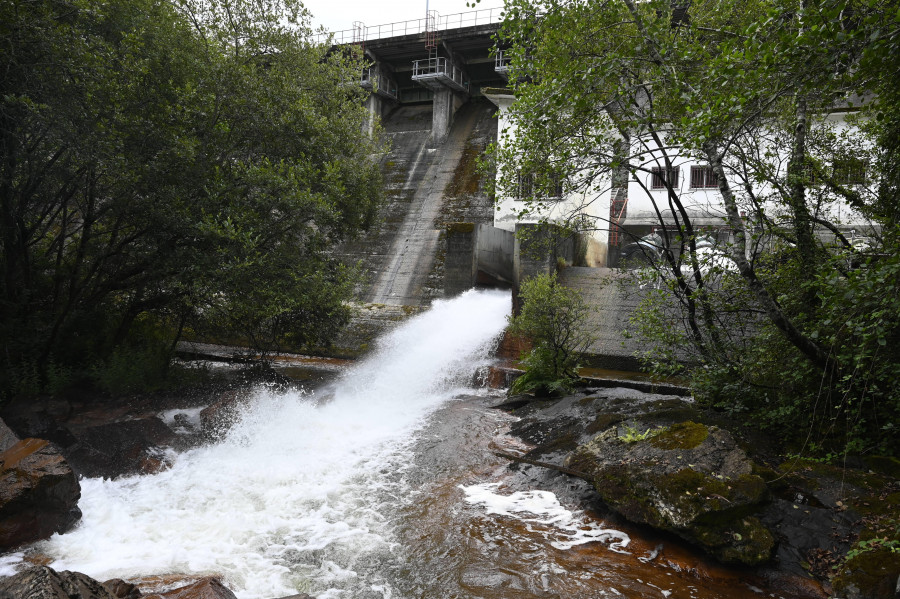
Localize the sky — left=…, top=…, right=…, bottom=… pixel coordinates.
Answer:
left=301, top=0, right=505, bottom=35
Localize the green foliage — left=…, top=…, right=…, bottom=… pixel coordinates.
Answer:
left=494, top=0, right=900, bottom=456
left=0, top=0, right=383, bottom=399
left=619, top=424, right=667, bottom=444
left=509, top=272, right=592, bottom=396
left=845, top=538, right=900, bottom=562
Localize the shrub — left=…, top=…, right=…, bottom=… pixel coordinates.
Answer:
left=508, top=272, right=592, bottom=396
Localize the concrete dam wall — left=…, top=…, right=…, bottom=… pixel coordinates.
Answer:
left=335, top=98, right=498, bottom=308
left=327, top=98, right=499, bottom=357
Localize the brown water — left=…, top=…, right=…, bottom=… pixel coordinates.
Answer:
left=384, top=395, right=826, bottom=599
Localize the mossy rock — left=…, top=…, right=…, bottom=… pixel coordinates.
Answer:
left=446, top=222, right=475, bottom=234
left=832, top=547, right=900, bottom=599
left=863, top=455, right=900, bottom=480
left=585, top=412, right=624, bottom=435
left=691, top=516, right=775, bottom=565
left=566, top=422, right=773, bottom=565
left=650, top=421, right=709, bottom=450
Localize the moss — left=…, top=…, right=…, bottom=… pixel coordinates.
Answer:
left=863, top=455, right=900, bottom=479
left=650, top=421, right=709, bottom=450
left=577, top=395, right=598, bottom=406
left=832, top=547, right=900, bottom=599
left=446, top=222, right=475, bottom=234
left=529, top=432, right=578, bottom=457
left=709, top=517, right=775, bottom=565
left=779, top=458, right=892, bottom=493
left=586, top=412, right=624, bottom=435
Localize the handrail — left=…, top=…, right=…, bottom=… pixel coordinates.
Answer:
left=313, top=7, right=504, bottom=45
left=411, top=57, right=468, bottom=91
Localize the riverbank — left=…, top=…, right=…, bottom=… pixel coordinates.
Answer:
left=492, top=383, right=900, bottom=599
left=1, top=349, right=897, bottom=598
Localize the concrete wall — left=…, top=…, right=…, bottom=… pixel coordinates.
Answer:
left=513, top=223, right=576, bottom=287
left=475, top=224, right=514, bottom=284
left=444, top=223, right=515, bottom=296
left=557, top=267, right=646, bottom=371
left=444, top=223, right=479, bottom=297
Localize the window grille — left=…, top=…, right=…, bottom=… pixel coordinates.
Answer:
left=690, top=166, right=718, bottom=189
left=833, top=158, right=867, bottom=185
left=515, top=171, right=564, bottom=199
left=651, top=166, right=680, bottom=189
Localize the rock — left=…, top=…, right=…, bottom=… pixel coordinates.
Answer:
left=566, top=421, right=774, bottom=565
left=66, top=417, right=175, bottom=478
left=0, top=418, right=20, bottom=452
left=0, top=438, right=81, bottom=550
left=1, top=408, right=78, bottom=449
left=199, top=392, right=245, bottom=439
left=141, top=577, right=238, bottom=599
left=831, top=547, right=900, bottom=599
left=272, top=595, right=315, bottom=599
left=103, top=579, right=142, bottom=599
left=0, top=566, right=115, bottom=599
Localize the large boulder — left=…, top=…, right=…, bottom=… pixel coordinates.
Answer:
left=0, top=438, right=81, bottom=550
left=66, top=417, right=175, bottom=479
left=0, top=566, right=114, bottom=599
left=566, top=420, right=774, bottom=565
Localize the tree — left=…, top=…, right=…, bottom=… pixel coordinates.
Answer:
left=0, top=0, right=383, bottom=397
left=508, top=272, right=592, bottom=396
left=492, top=0, right=900, bottom=454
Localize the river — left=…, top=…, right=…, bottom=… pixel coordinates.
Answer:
left=10, top=289, right=806, bottom=598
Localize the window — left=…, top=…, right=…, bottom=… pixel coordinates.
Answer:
left=833, top=158, right=867, bottom=185
left=690, top=165, right=718, bottom=189
left=515, top=170, right=564, bottom=199
left=651, top=166, right=679, bottom=190
left=515, top=172, right=534, bottom=199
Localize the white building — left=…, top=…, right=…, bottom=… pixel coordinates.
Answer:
left=484, top=87, right=877, bottom=268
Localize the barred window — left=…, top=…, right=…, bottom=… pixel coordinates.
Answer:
left=833, top=158, right=867, bottom=185
left=515, top=171, right=564, bottom=199
left=516, top=172, right=534, bottom=199
left=690, top=166, right=718, bottom=189
left=651, top=166, right=679, bottom=190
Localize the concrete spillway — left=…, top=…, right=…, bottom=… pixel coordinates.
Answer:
left=337, top=99, right=497, bottom=307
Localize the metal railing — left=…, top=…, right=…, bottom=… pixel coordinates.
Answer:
left=495, top=49, right=510, bottom=76
left=411, top=56, right=469, bottom=91
left=314, top=8, right=504, bottom=45
left=361, top=67, right=399, bottom=100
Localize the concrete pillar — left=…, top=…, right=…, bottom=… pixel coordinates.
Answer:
left=432, top=88, right=454, bottom=144
left=365, top=94, right=384, bottom=138
left=444, top=223, right=478, bottom=297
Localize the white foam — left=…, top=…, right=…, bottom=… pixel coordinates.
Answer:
left=460, top=482, right=631, bottom=551
left=29, top=289, right=511, bottom=599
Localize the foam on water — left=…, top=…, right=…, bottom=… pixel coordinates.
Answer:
left=33, top=289, right=511, bottom=599
left=460, top=482, right=631, bottom=552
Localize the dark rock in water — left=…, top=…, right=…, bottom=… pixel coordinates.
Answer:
left=272, top=595, right=316, bottom=599
left=199, top=391, right=246, bottom=439
left=103, top=579, right=142, bottom=599
left=0, top=566, right=114, bottom=599
left=66, top=417, right=175, bottom=479
left=566, top=421, right=774, bottom=565
left=141, top=577, right=238, bottom=599
left=0, top=438, right=81, bottom=550
left=2, top=408, right=78, bottom=449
